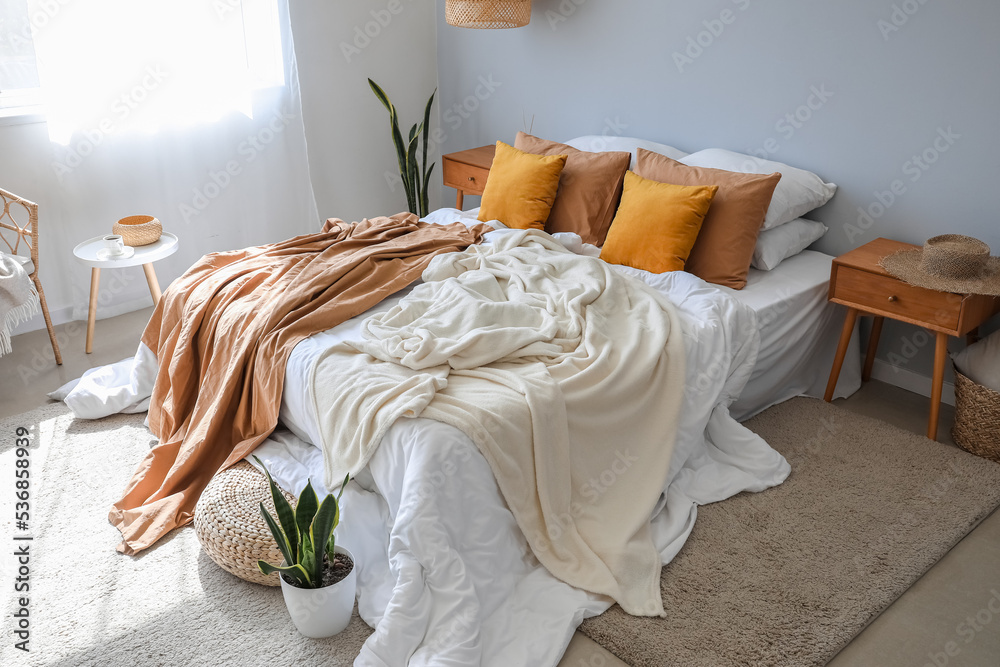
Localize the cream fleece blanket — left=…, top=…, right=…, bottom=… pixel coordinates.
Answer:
left=310, top=229, right=685, bottom=616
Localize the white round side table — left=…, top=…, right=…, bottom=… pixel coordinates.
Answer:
left=72, top=232, right=178, bottom=354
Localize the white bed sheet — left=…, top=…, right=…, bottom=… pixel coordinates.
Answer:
left=730, top=250, right=862, bottom=420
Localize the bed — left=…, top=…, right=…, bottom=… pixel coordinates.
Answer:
left=56, top=138, right=860, bottom=666
left=279, top=210, right=860, bottom=441
left=732, top=248, right=862, bottom=420
left=242, top=208, right=862, bottom=665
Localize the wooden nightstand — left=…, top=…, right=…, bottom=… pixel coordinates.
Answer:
left=824, top=237, right=1000, bottom=440
left=442, top=145, right=495, bottom=209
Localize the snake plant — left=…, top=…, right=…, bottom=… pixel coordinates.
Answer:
left=369, top=78, right=436, bottom=217
left=255, top=456, right=350, bottom=589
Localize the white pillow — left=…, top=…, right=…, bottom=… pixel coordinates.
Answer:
left=954, top=329, right=1000, bottom=393
left=680, top=148, right=837, bottom=230
left=752, top=218, right=828, bottom=271
left=564, top=135, right=688, bottom=169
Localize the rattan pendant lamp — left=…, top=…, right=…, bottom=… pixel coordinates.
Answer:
left=445, top=0, right=531, bottom=28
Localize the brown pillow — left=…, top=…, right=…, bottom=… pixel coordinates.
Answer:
left=635, top=148, right=781, bottom=290
left=514, top=132, right=630, bottom=246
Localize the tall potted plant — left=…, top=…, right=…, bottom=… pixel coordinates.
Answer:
left=255, top=457, right=356, bottom=638
left=369, top=79, right=436, bottom=217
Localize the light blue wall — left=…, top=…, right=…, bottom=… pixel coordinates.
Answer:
left=435, top=0, right=1000, bottom=381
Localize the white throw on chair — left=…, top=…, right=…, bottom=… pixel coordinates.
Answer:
left=0, top=188, right=62, bottom=364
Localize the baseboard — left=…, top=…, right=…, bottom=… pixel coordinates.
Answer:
left=10, top=301, right=960, bottom=411
left=868, top=358, right=956, bottom=407
left=10, top=296, right=153, bottom=337
left=10, top=304, right=73, bottom=337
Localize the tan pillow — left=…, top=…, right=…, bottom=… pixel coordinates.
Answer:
left=514, top=132, right=630, bottom=246
left=636, top=148, right=781, bottom=290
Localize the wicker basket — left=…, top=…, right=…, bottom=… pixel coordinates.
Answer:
left=952, top=365, right=1000, bottom=462
left=113, top=215, right=162, bottom=247
left=194, top=461, right=297, bottom=586
left=445, top=0, right=531, bottom=28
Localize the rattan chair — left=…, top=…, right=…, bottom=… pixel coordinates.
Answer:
left=0, top=188, right=61, bottom=364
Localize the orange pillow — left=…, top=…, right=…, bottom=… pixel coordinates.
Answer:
left=600, top=171, right=718, bottom=274
left=514, top=132, right=630, bottom=246
left=478, top=141, right=567, bottom=230
left=635, top=148, right=781, bottom=289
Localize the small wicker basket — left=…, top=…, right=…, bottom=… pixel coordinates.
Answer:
left=445, top=0, right=531, bottom=28
left=113, top=215, right=162, bottom=247
left=194, top=461, right=297, bottom=586
left=952, top=365, right=1000, bottom=463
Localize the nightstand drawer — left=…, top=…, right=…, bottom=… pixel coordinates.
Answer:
left=832, top=266, right=961, bottom=330
left=442, top=160, right=488, bottom=195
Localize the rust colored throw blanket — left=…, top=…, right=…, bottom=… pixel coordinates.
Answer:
left=109, top=214, right=488, bottom=554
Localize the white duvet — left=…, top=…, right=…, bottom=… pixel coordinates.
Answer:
left=313, top=227, right=689, bottom=620
left=53, top=209, right=790, bottom=666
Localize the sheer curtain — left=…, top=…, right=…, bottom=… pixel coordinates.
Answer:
left=31, top=0, right=283, bottom=144
left=22, top=0, right=320, bottom=324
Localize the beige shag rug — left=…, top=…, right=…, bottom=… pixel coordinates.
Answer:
left=580, top=397, right=1000, bottom=666
left=3, top=398, right=999, bottom=667
left=0, top=403, right=371, bottom=667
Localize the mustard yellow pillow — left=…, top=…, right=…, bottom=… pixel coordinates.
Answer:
left=478, top=141, right=567, bottom=230
left=600, top=171, right=718, bottom=274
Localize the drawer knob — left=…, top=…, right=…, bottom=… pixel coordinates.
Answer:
left=468, top=176, right=476, bottom=182
left=888, top=295, right=898, bottom=303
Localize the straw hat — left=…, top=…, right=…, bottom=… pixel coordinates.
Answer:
left=880, top=235, right=1000, bottom=296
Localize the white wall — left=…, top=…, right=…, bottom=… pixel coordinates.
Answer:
left=290, top=0, right=440, bottom=223
left=2, top=1, right=440, bottom=341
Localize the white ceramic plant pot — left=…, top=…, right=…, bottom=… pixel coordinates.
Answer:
left=280, top=545, right=357, bottom=638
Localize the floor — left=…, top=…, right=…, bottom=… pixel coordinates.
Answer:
left=0, top=307, right=155, bottom=418
left=2, top=313, right=999, bottom=666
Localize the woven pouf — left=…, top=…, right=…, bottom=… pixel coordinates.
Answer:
left=194, top=461, right=297, bottom=586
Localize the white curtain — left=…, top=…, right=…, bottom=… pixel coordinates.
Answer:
left=31, top=0, right=279, bottom=144
left=22, top=0, right=319, bottom=324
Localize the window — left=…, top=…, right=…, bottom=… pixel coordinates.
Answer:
left=0, top=0, right=43, bottom=113
left=0, top=0, right=283, bottom=127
